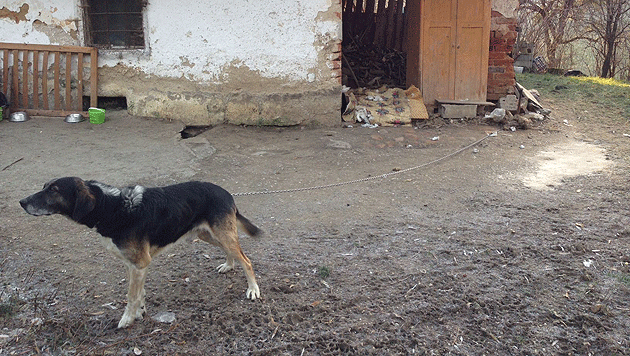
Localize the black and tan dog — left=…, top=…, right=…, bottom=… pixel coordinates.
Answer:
left=20, top=177, right=261, bottom=328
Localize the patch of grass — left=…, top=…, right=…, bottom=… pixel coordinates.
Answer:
left=318, top=266, right=331, bottom=280
left=616, top=272, right=630, bottom=287
left=0, top=295, right=21, bottom=319
left=516, top=73, right=630, bottom=117
left=605, top=271, right=630, bottom=287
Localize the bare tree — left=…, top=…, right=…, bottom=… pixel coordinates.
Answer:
left=584, top=0, right=630, bottom=77
left=518, top=0, right=588, bottom=68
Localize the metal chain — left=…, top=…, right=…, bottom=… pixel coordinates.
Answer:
left=232, top=133, right=494, bottom=197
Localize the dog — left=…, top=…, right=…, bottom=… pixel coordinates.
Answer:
left=19, top=177, right=261, bottom=328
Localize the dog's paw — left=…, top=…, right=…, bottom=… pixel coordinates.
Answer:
left=246, top=284, right=260, bottom=300
left=117, top=313, right=135, bottom=328
left=216, top=262, right=234, bottom=273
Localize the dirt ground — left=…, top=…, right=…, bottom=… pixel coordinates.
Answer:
left=1, top=97, right=630, bottom=355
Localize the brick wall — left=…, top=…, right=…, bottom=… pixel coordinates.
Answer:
left=487, top=10, right=518, bottom=101
left=332, top=0, right=343, bottom=85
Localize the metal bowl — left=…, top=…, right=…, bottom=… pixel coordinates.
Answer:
left=9, top=111, right=29, bottom=122
left=64, top=113, right=85, bottom=123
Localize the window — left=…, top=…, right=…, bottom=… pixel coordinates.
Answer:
left=83, top=0, right=147, bottom=49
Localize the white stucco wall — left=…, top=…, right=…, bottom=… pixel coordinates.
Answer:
left=0, top=0, right=340, bottom=85
left=139, top=0, right=340, bottom=84
left=0, top=1, right=81, bottom=45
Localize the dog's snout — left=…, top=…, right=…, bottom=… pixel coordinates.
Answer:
left=19, top=198, right=28, bottom=209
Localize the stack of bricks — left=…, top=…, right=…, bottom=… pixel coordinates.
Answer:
left=487, top=10, right=518, bottom=101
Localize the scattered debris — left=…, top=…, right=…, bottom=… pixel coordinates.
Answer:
left=583, top=259, right=593, bottom=268
left=101, top=302, right=118, bottom=310
left=484, top=82, right=551, bottom=131
left=152, top=311, right=176, bottom=324
left=564, top=70, right=585, bottom=77
left=342, top=85, right=428, bottom=126
left=485, top=108, right=506, bottom=122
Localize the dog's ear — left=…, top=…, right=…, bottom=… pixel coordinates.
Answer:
left=72, top=181, right=96, bottom=222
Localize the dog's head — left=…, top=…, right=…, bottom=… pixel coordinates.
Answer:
left=20, top=177, right=96, bottom=222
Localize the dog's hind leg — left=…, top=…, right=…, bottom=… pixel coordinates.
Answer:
left=196, top=223, right=237, bottom=273
left=209, top=221, right=260, bottom=300
left=118, top=265, right=148, bottom=328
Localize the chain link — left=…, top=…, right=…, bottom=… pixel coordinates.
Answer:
left=232, top=133, right=494, bottom=197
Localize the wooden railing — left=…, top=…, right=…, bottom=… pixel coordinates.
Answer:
left=0, top=43, right=98, bottom=116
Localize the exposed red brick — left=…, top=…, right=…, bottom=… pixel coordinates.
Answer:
left=488, top=9, right=518, bottom=100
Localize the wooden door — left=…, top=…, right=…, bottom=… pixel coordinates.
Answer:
left=420, top=0, right=456, bottom=104
left=406, top=0, right=490, bottom=105
left=454, top=0, right=490, bottom=101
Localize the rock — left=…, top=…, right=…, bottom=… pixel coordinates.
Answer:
left=484, top=108, right=506, bottom=123
left=152, top=311, right=176, bottom=324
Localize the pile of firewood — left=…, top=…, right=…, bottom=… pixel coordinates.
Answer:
left=342, top=43, right=406, bottom=89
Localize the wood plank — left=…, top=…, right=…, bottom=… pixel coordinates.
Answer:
left=33, top=51, right=39, bottom=108
left=54, top=52, right=61, bottom=110
left=89, top=48, right=98, bottom=108
left=365, top=0, right=375, bottom=14
left=77, top=53, right=83, bottom=111
left=385, top=0, right=396, bottom=48
left=435, top=99, right=494, bottom=106
left=342, top=0, right=355, bottom=41
left=12, top=50, right=18, bottom=107
left=22, top=51, right=29, bottom=108
left=2, top=50, right=8, bottom=97
left=0, top=42, right=95, bottom=54
left=394, top=0, right=405, bottom=51
left=22, top=108, right=89, bottom=117
left=65, top=52, right=72, bottom=111
left=373, top=0, right=387, bottom=46
left=42, top=51, right=49, bottom=110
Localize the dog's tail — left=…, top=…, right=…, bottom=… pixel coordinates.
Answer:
left=236, top=211, right=262, bottom=237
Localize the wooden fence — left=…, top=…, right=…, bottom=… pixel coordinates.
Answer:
left=0, top=43, right=98, bottom=116
left=342, top=0, right=407, bottom=51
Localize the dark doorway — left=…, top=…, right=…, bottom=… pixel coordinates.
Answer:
left=341, top=0, right=407, bottom=89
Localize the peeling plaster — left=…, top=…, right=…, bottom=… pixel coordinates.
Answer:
left=0, top=4, right=29, bottom=23
left=33, top=19, right=78, bottom=43
left=492, top=0, right=519, bottom=18
left=1, top=1, right=80, bottom=45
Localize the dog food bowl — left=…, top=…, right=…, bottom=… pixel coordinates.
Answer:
left=9, top=111, right=29, bottom=122
left=65, top=113, right=85, bottom=123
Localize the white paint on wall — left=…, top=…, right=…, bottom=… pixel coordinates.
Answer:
left=0, top=0, right=340, bottom=85
left=0, top=0, right=80, bottom=44
left=140, top=0, right=339, bottom=83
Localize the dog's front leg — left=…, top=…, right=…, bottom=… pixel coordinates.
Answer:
left=118, top=265, right=148, bottom=328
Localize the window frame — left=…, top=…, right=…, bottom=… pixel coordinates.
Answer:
left=82, top=0, right=148, bottom=50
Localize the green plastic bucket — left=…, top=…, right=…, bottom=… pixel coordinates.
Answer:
left=88, top=107, right=105, bottom=124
